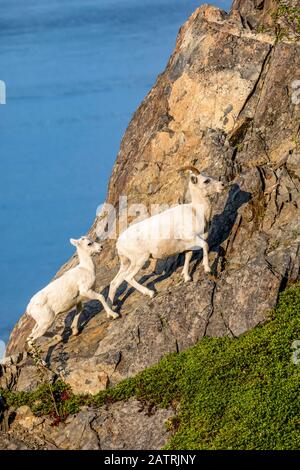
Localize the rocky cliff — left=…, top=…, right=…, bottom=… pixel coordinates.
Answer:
left=1, top=1, right=300, bottom=450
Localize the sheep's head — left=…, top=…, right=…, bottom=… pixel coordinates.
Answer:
left=180, top=166, right=225, bottom=197
left=70, top=236, right=103, bottom=254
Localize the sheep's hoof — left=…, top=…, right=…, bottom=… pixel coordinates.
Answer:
left=72, top=329, right=79, bottom=337
left=108, top=312, right=119, bottom=320
left=52, top=334, right=63, bottom=343
left=149, top=290, right=156, bottom=299
left=184, top=275, right=192, bottom=282
left=25, top=342, right=33, bottom=353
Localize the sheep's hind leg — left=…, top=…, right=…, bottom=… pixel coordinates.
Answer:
left=27, top=307, right=55, bottom=346
left=108, top=255, right=131, bottom=304
left=26, top=306, right=55, bottom=364
left=125, top=256, right=155, bottom=298
left=127, top=277, right=155, bottom=298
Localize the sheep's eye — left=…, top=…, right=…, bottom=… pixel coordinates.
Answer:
left=203, top=179, right=210, bottom=184
left=87, top=242, right=93, bottom=246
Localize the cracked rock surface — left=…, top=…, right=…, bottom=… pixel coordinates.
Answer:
left=4, top=401, right=172, bottom=450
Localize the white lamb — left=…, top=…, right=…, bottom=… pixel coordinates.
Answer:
left=108, top=167, right=225, bottom=304
left=26, top=236, right=118, bottom=348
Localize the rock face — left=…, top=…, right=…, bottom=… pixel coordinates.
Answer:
left=231, top=0, right=278, bottom=29
left=0, top=432, right=31, bottom=450
left=1, top=0, right=300, bottom=450
left=4, top=401, right=172, bottom=450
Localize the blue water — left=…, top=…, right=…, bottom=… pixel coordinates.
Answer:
left=0, top=0, right=231, bottom=342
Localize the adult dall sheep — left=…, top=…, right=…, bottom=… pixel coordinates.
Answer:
left=26, top=236, right=118, bottom=349
left=108, top=167, right=226, bottom=304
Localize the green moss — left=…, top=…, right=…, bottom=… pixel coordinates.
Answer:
left=1, top=284, right=300, bottom=448
left=1, top=380, right=84, bottom=418
left=273, top=0, right=300, bottom=39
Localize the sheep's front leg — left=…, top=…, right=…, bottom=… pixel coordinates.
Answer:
left=195, top=236, right=211, bottom=274
left=70, top=302, right=83, bottom=336
left=182, top=251, right=193, bottom=282
left=80, top=289, right=119, bottom=319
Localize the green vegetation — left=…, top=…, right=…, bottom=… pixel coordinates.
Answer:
left=273, top=0, right=300, bottom=39
left=1, top=284, right=300, bottom=448
left=1, top=380, right=80, bottom=420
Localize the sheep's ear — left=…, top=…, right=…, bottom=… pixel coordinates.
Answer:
left=70, top=238, right=78, bottom=247
left=191, top=175, right=198, bottom=185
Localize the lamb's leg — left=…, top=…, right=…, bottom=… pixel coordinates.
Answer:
left=26, top=307, right=56, bottom=364
left=70, top=302, right=83, bottom=336
left=80, top=289, right=119, bottom=319
left=182, top=251, right=193, bottom=282
left=27, top=306, right=55, bottom=347
left=27, top=323, right=42, bottom=348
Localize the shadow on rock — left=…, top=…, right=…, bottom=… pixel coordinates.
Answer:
left=45, top=295, right=108, bottom=363
left=191, top=184, right=251, bottom=276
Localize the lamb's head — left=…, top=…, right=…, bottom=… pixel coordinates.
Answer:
left=70, top=236, right=103, bottom=254
left=181, top=166, right=225, bottom=197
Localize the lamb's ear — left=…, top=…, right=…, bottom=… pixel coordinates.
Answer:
left=70, top=238, right=78, bottom=247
